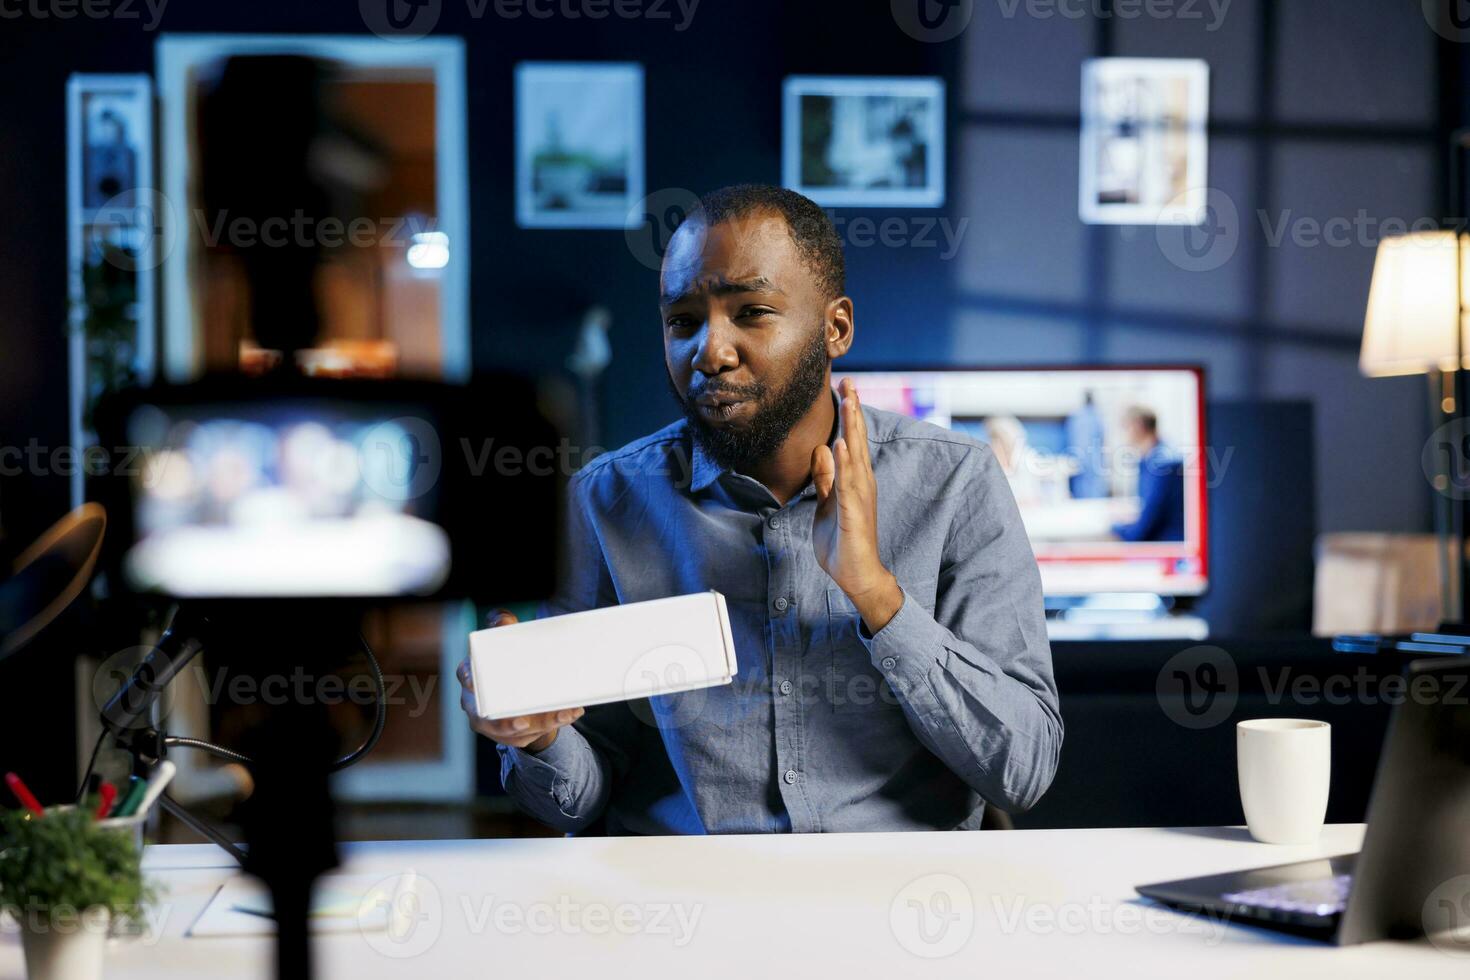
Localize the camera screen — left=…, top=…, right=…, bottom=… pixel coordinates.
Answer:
left=120, top=399, right=451, bottom=598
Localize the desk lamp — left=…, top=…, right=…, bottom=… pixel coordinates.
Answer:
left=1360, top=229, right=1470, bottom=624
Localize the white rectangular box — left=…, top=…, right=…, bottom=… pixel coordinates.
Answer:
left=469, top=591, right=739, bottom=719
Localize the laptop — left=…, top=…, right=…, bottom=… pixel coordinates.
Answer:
left=1136, top=656, right=1470, bottom=945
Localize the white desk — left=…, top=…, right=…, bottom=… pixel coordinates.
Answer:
left=1, top=825, right=1462, bottom=979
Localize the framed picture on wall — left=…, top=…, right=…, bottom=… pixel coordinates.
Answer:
left=1079, top=58, right=1209, bottom=225
left=515, top=62, right=645, bottom=229
left=782, top=76, right=945, bottom=208
left=66, top=74, right=158, bottom=508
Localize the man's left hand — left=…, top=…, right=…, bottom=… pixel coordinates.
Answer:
left=811, top=379, right=905, bottom=634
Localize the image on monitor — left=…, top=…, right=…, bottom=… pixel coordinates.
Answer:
left=836, top=366, right=1208, bottom=597
left=120, top=398, right=452, bottom=599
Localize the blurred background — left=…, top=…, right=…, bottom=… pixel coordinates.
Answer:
left=0, top=0, right=1464, bottom=839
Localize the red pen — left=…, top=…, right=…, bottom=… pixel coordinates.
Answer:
left=5, top=772, right=45, bottom=818
left=95, top=782, right=117, bottom=820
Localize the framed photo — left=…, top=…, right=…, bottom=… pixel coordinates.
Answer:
left=782, top=76, right=945, bottom=208
left=1079, top=58, right=1209, bottom=225
left=67, top=74, right=157, bottom=508
left=516, top=62, right=644, bottom=229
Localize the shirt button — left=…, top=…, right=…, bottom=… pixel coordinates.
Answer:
left=880, top=656, right=898, bottom=671
left=773, top=596, right=789, bottom=612
left=779, top=679, right=794, bottom=696
left=768, top=515, right=782, bottom=530
left=783, top=769, right=798, bottom=785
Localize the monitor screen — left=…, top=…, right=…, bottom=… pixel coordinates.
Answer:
left=118, top=397, right=453, bottom=598
left=835, top=367, right=1208, bottom=597
left=94, top=375, right=562, bottom=605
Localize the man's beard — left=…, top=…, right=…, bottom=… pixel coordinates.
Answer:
left=668, top=330, right=830, bottom=475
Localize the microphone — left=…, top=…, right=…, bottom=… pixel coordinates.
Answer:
left=101, top=606, right=208, bottom=736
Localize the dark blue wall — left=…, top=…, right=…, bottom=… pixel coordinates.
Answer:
left=0, top=0, right=1454, bottom=548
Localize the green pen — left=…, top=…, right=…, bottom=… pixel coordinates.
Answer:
left=112, top=776, right=148, bottom=818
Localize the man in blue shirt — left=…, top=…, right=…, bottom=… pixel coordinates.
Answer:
left=457, top=185, right=1062, bottom=834
left=1111, top=407, right=1186, bottom=543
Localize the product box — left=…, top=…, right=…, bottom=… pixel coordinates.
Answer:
left=469, top=591, right=739, bottom=718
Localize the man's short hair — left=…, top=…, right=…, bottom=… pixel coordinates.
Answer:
left=686, top=184, right=846, bottom=300
left=1127, top=407, right=1159, bottom=434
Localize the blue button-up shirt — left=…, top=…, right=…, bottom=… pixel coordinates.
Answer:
left=499, top=395, right=1062, bottom=834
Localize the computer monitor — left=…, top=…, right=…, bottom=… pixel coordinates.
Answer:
left=834, top=366, right=1208, bottom=597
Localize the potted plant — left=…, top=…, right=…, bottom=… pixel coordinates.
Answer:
left=0, top=803, right=155, bottom=980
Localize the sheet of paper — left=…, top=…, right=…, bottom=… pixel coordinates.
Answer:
left=188, top=871, right=418, bottom=938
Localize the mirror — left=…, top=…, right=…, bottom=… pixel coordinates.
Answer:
left=151, top=35, right=474, bottom=803
left=156, top=35, right=469, bottom=384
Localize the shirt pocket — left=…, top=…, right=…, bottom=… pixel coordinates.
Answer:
left=826, top=588, right=902, bottom=715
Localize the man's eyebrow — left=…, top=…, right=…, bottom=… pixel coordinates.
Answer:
left=661, top=275, right=784, bottom=306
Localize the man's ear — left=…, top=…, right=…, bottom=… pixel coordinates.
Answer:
left=825, top=296, right=855, bottom=359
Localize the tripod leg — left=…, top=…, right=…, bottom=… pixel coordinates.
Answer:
left=158, top=792, right=248, bottom=865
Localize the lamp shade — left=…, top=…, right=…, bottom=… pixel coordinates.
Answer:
left=1360, top=231, right=1470, bottom=377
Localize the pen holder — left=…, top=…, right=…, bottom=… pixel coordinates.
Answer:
left=45, top=804, right=147, bottom=855
left=0, top=804, right=156, bottom=980
left=46, top=805, right=150, bottom=942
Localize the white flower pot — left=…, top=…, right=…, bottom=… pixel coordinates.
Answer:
left=19, top=905, right=110, bottom=980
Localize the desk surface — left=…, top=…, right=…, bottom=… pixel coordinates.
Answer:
left=2, top=825, right=1463, bottom=979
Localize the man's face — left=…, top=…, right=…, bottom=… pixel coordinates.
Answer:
left=1122, top=414, right=1151, bottom=449
left=660, top=210, right=851, bottom=470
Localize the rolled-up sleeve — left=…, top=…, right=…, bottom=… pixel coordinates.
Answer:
left=860, top=448, right=1063, bottom=812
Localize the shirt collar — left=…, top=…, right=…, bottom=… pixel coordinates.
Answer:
left=687, top=387, right=843, bottom=495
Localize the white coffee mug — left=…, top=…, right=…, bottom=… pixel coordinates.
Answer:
left=1237, top=718, right=1331, bottom=844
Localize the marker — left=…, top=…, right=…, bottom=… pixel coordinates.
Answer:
left=5, top=772, right=45, bottom=818
left=113, top=776, right=147, bottom=818
left=131, top=761, right=176, bottom=819
left=95, top=782, right=118, bottom=820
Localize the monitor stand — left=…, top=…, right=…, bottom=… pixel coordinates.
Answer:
left=1045, top=593, right=1209, bottom=641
